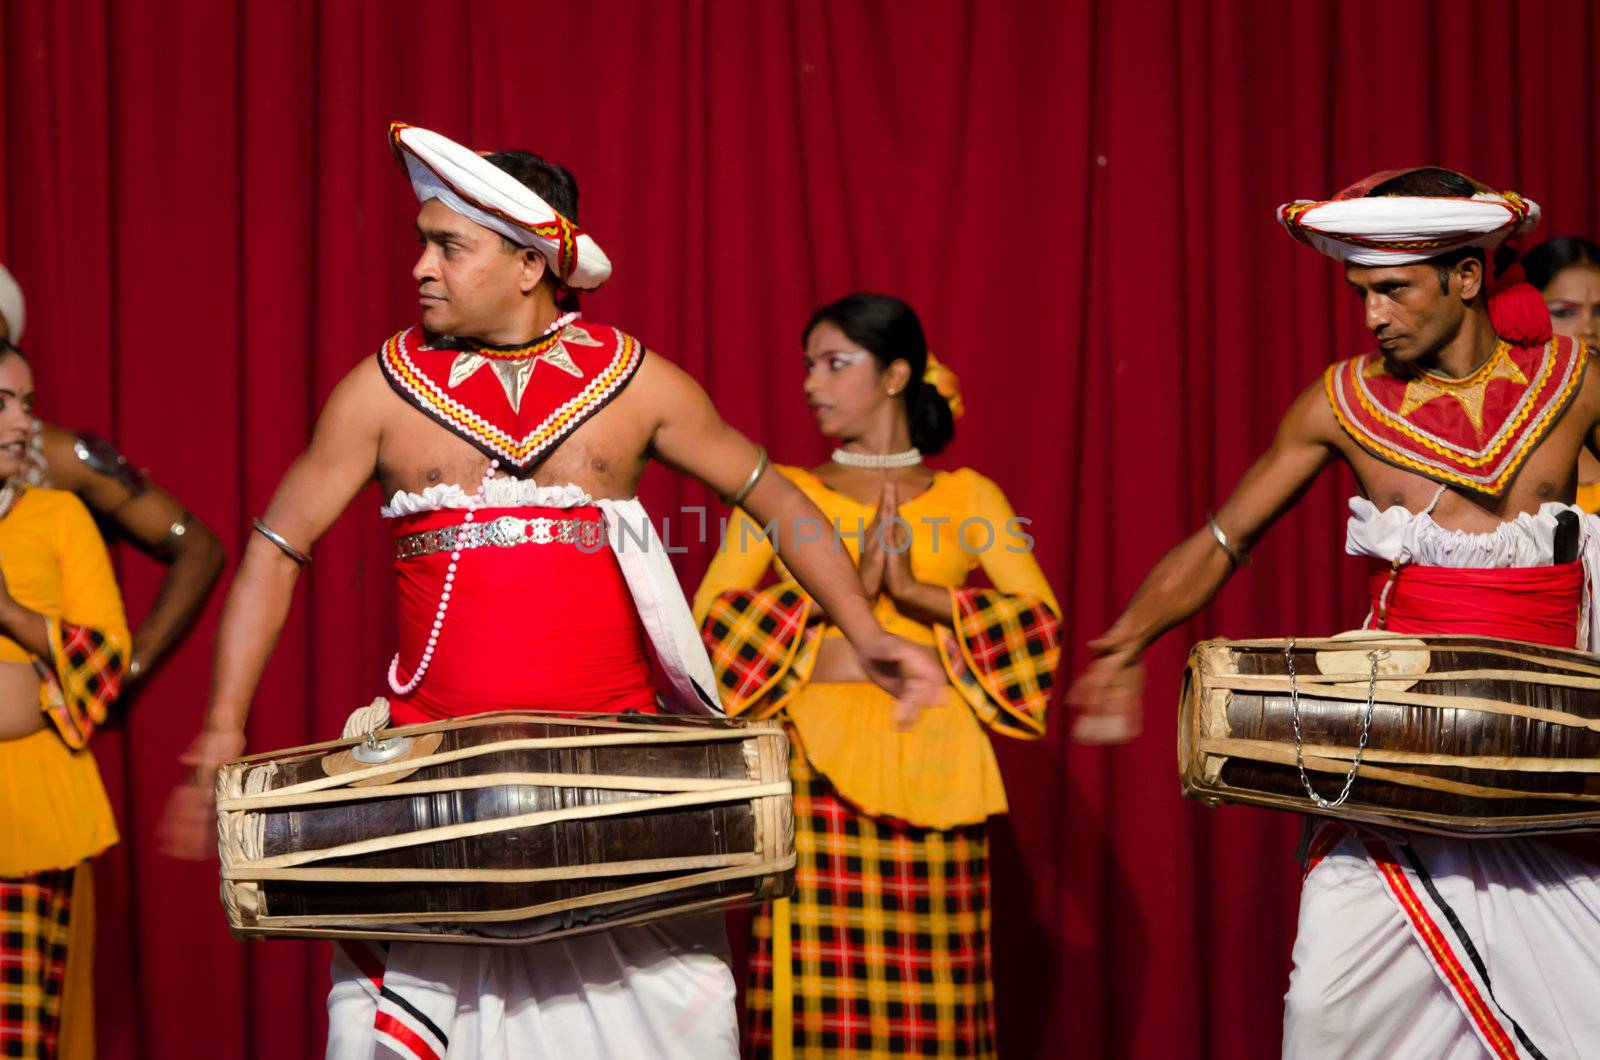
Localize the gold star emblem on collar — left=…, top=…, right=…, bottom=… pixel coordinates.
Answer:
left=1391, top=348, right=1528, bottom=434
left=446, top=325, right=598, bottom=412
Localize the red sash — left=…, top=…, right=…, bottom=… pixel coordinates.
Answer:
left=387, top=505, right=657, bottom=724
left=1325, top=336, right=1586, bottom=497
left=1367, top=561, right=1583, bottom=648
left=378, top=319, right=643, bottom=474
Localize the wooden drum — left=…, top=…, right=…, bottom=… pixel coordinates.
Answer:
left=215, top=711, right=794, bottom=944
left=1179, top=633, right=1600, bottom=837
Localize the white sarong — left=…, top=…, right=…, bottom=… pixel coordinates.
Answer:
left=1285, top=827, right=1600, bottom=1059
left=325, top=914, right=738, bottom=1060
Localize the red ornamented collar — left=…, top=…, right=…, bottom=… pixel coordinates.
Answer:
left=1323, top=336, right=1586, bottom=496
left=379, top=318, right=643, bottom=474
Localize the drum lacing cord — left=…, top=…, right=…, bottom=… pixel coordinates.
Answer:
left=1285, top=637, right=1389, bottom=810
left=342, top=698, right=392, bottom=741
left=1365, top=484, right=1448, bottom=630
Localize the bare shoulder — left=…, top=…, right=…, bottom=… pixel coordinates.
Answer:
left=335, top=353, right=391, bottom=399
left=324, top=355, right=392, bottom=416
left=630, top=349, right=716, bottom=423
left=1572, top=344, right=1600, bottom=422
left=633, top=348, right=701, bottom=396
left=307, top=354, right=393, bottom=448
left=1278, top=370, right=1342, bottom=446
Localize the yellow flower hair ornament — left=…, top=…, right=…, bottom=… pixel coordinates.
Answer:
left=923, top=352, right=964, bottom=419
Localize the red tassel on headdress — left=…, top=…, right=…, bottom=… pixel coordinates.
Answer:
left=1488, top=280, right=1552, bottom=346
left=1487, top=244, right=1553, bottom=346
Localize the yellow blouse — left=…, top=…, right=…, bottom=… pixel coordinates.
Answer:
left=0, top=488, right=129, bottom=664
left=694, top=465, right=1061, bottom=827
left=0, top=488, right=128, bottom=874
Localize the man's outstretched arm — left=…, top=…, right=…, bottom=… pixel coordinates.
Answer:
left=1069, top=379, right=1339, bottom=744
left=641, top=353, right=946, bottom=716
left=160, top=359, right=386, bottom=858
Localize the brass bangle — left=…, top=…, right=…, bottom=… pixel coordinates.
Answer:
left=723, top=446, right=770, bottom=507
left=251, top=518, right=312, bottom=566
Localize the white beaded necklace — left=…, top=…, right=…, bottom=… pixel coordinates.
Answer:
left=387, top=458, right=499, bottom=696
left=387, top=313, right=580, bottom=695
left=831, top=446, right=923, bottom=469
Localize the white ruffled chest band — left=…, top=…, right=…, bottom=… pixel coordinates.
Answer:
left=1344, top=495, right=1600, bottom=652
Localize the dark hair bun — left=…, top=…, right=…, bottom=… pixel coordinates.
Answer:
left=908, top=379, right=954, bottom=455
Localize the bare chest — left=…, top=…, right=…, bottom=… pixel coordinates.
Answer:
left=374, top=390, right=653, bottom=500
left=1338, top=424, right=1584, bottom=531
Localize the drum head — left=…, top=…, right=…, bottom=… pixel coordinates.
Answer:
left=319, top=731, right=445, bottom=787
left=1315, top=630, right=1431, bottom=692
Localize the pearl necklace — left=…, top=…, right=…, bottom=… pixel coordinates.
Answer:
left=387, top=458, right=500, bottom=695
left=831, top=447, right=923, bottom=469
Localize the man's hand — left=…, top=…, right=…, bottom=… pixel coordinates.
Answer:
left=157, top=727, right=246, bottom=861
left=1068, top=638, right=1145, bottom=745
left=852, top=629, right=946, bottom=727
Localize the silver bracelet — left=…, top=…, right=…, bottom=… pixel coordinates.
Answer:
left=723, top=446, right=770, bottom=507
left=1207, top=512, right=1249, bottom=568
left=252, top=518, right=312, bottom=566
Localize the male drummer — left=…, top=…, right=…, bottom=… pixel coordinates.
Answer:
left=159, top=123, right=945, bottom=1058
left=1071, top=167, right=1600, bottom=1057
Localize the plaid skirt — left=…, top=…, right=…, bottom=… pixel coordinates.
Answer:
left=0, top=868, right=76, bottom=1059
left=745, top=745, right=996, bottom=1058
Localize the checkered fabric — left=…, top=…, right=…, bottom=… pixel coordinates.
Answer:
left=39, top=619, right=127, bottom=751
left=746, top=749, right=996, bottom=1058
left=942, top=589, right=1060, bottom=740
left=699, top=584, right=815, bottom=717
left=1, top=869, right=75, bottom=1059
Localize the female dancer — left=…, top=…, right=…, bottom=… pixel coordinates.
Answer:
left=1523, top=237, right=1600, bottom=509
left=0, top=341, right=129, bottom=1059
left=694, top=293, right=1061, bottom=1057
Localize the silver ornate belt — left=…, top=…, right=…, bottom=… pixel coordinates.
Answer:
left=394, top=514, right=606, bottom=559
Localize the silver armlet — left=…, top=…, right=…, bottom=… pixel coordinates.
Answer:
left=722, top=446, right=770, bottom=507
left=1207, top=512, right=1249, bottom=568
left=252, top=518, right=312, bottom=566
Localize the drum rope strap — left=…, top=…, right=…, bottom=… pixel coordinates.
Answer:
left=1285, top=637, right=1390, bottom=809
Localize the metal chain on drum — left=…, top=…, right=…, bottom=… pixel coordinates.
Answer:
left=1285, top=638, right=1389, bottom=810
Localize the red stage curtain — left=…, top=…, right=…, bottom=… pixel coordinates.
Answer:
left=4, top=2, right=1599, bottom=1056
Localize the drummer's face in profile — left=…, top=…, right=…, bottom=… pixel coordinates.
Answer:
left=412, top=199, right=545, bottom=341
left=0, top=350, right=34, bottom=479
left=1345, top=259, right=1475, bottom=368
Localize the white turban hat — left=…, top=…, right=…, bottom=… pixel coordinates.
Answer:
left=389, top=122, right=611, bottom=291
left=1278, top=167, right=1539, bottom=266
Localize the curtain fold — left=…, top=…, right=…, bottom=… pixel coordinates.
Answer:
left=4, top=1, right=1597, bottom=1056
